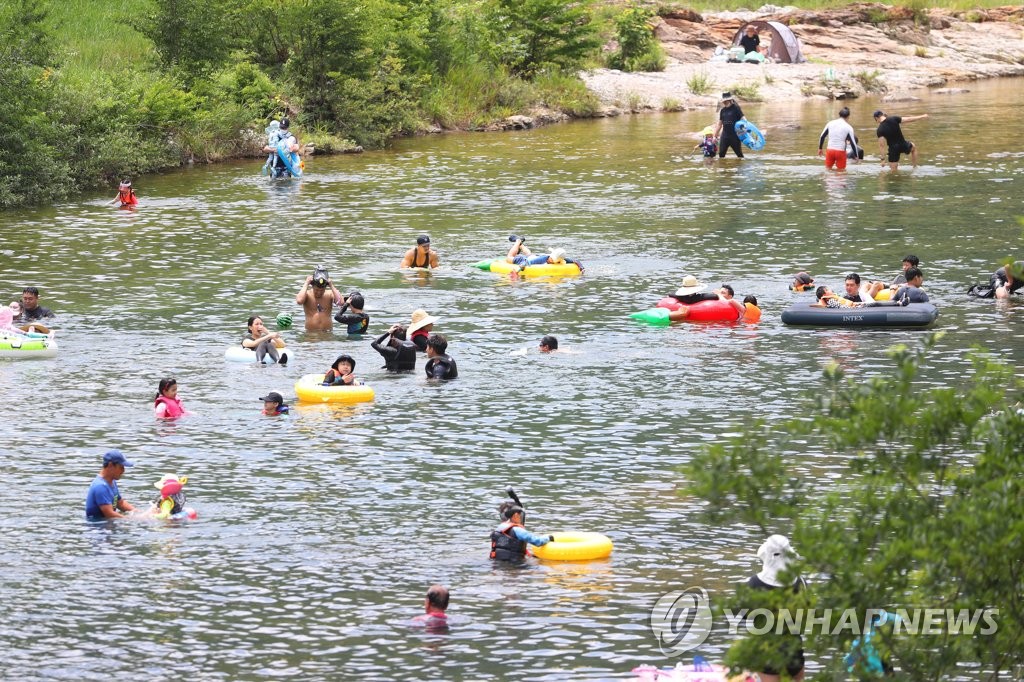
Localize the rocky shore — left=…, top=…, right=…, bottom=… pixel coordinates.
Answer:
left=578, top=3, right=1024, bottom=114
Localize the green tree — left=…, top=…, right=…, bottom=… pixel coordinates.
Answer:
left=608, top=5, right=665, bottom=72
left=131, top=0, right=236, bottom=80
left=285, top=0, right=372, bottom=123
left=0, top=0, right=75, bottom=206
left=490, top=0, right=600, bottom=78
left=686, top=334, right=1024, bottom=678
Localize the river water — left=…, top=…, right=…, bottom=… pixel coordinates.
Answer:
left=1, top=78, right=1022, bottom=680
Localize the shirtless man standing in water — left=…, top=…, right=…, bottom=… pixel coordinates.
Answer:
left=295, top=267, right=342, bottom=331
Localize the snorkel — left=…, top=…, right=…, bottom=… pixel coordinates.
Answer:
left=505, top=486, right=526, bottom=525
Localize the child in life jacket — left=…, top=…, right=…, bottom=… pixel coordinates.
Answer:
left=110, top=180, right=138, bottom=207
left=154, top=377, right=193, bottom=419
left=322, top=354, right=362, bottom=386
left=489, top=500, right=553, bottom=562
left=693, top=127, right=718, bottom=157
left=743, top=295, right=762, bottom=322
left=152, top=474, right=197, bottom=520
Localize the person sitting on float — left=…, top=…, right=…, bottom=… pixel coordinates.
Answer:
left=790, top=272, right=815, bottom=292
left=668, top=281, right=746, bottom=322
left=670, top=275, right=721, bottom=305
left=243, top=315, right=286, bottom=364
left=489, top=500, right=552, bottom=562
left=0, top=304, right=30, bottom=336
left=840, top=273, right=885, bottom=303
left=812, top=285, right=866, bottom=308
left=505, top=237, right=582, bottom=272
left=323, top=354, right=362, bottom=386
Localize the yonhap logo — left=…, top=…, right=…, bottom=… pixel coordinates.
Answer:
left=650, top=587, right=713, bottom=656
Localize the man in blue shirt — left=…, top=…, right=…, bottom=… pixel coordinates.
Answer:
left=85, top=450, right=138, bottom=521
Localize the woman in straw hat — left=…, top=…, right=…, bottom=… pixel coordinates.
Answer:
left=408, top=309, right=439, bottom=352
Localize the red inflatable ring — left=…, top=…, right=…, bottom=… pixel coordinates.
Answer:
left=656, top=297, right=740, bottom=322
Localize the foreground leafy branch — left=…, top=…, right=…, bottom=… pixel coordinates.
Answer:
left=685, top=333, right=1024, bottom=678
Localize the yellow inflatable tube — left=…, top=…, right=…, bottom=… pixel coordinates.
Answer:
left=485, top=259, right=582, bottom=278
left=532, top=531, right=613, bottom=561
left=294, top=374, right=375, bottom=404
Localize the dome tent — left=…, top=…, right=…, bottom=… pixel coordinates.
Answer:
left=732, top=21, right=806, bottom=63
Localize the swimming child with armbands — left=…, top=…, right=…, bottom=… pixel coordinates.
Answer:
left=322, top=354, right=362, bottom=386
left=152, top=474, right=197, bottom=520
left=489, top=490, right=553, bottom=562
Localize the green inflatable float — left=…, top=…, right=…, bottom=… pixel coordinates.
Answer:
left=629, top=308, right=671, bottom=326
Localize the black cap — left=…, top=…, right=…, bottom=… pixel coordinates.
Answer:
left=259, top=392, right=285, bottom=404
left=417, top=234, right=431, bottom=245
left=872, top=110, right=884, bottom=118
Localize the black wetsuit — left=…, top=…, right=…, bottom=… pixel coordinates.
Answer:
left=719, top=103, right=745, bottom=158
left=21, top=305, right=54, bottom=321
left=671, top=293, right=719, bottom=305
left=334, top=310, right=370, bottom=334
left=425, top=354, right=458, bottom=380
left=371, top=332, right=417, bottom=372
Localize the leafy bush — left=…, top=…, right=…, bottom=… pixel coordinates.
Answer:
left=687, top=69, right=714, bottom=95
left=328, top=54, right=428, bottom=147
left=129, top=0, right=235, bottom=80
left=729, top=82, right=762, bottom=101
left=533, top=71, right=600, bottom=117
left=852, top=69, right=886, bottom=92
left=490, top=0, right=601, bottom=78
left=686, top=335, right=1024, bottom=678
left=607, top=5, right=666, bottom=72
left=212, top=60, right=281, bottom=120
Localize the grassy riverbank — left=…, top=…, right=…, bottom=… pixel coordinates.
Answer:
left=0, top=0, right=1013, bottom=207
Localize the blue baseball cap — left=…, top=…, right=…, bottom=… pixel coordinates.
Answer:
left=103, top=449, right=134, bottom=467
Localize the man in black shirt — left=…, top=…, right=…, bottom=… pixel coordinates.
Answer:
left=18, top=286, right=55, bottom=332
left=739, top=25, right=760, bottom=54
left=874, top=110, right=929, bottom=171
